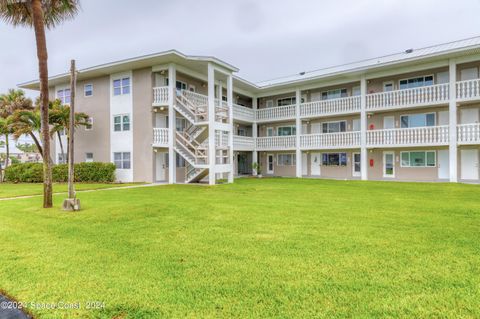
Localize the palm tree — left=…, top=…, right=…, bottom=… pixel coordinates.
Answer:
left=9, top=109, right=44, bottom=157
left=0, top=89, right=33, bottom=170
left=0, top=117, right=9, bottom=180
left=49, top=99, right=68, bottom=163
left=0, top=0, right=80, bottom=208
left=48, top=99, right=89, bottom=163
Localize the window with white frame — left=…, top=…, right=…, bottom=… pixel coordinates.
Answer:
left=113, top=77, right=130, bottom=95
left=399, top=75, right=433, bottom=90
left=85, top=152, right=93, bottom=163
left=266, top=127, right=274, bottom=137
left=322, top=121, right=346, bottom=133
left=321, top=88, right=347, bottom=100
left=277, top=126, right=296, bottom=136
left=85, top=117, right=93, bottom=130
left=237, top=127, right=246, bottom=136
left=401, top=151, right=436, bottom=167
left=84, top=84, right=93, bottom=97
left=277, top=153, right=296, bottom=166
left=352, top=86, right=361, bottom=96
left=113, top=152, right=131, bottom=169
left=176, top=80, right=187, bottom=91
left=113, top=115, right=130, bottom=132
left=57, top=88, right=71, bottom=104
left=176, top=153, right=185, bottom=167
left=400, top=113, right=435, bottom=128
left=322, top=153, right=347, bottom=166
left=277, top=97, right=296, bottom=106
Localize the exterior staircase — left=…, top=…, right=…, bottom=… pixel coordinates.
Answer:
left=173, top=90, right=210, bottom=183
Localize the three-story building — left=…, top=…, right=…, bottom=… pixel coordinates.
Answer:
left=19, top=37, right=480, bottom=184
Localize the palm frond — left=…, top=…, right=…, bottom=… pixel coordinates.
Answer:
left=0, top=0, right=80, bottom=29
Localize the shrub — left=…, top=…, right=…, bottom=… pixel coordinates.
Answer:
left=5, top=162, right=116, bottom=183
left=4, top=163, right=43, bottom=183
left=75, top=162, right=116, bottom=183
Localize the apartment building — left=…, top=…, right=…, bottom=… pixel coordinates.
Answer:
left=19, top=37, right=480, bottom=184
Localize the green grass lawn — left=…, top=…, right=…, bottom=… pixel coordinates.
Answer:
left=0, top=178, right=479, bottom=318
left=0, top=182, right=141, bottom=199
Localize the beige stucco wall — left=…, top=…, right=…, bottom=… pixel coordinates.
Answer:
left=309, top=115, right=360, bottom=133
left=258, top=121, right=296, bottom=137
left=306, top=81, right=360, bottom=101
left=259, top=151, right=296, bottom=177
left=367, top=106, right=449, bottom=129
left=366, top=147, right=447, bottom=181
left=74, top=76, right=111, bottom=163
left=177, top=72, right=208, bottom=95
left=132, top=68, right=155, bottom=183
left=367, top=67, right=448, bottom=93
left=304, top=150, right=358, bottom=179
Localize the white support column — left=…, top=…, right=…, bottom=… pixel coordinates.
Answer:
left=227, top=75, right=234, bottom=183
left=168, top=63, right=176, bottom=184
left=449, top=59, right=458, bottom=182
left=252, top=97, right=258, bottom=176
left=360, top=75, right=368, bottom=181
left=295, top=88, right=302, bottom=178
left=207, top=63, right=216, bottom=185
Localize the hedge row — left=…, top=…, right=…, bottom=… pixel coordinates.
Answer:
left=5, top=162, right=116, bottom=183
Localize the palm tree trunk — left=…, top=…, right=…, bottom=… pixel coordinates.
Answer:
left=68, top=60, right=76, bottom=199
left=32, top=0, right=52, bottom=208
left=29, top=132, right=43, bottom=159
left=2, top=133, right=8, bottom=182
left=5, top=133, right=9, bottom=168
left=56, top=131, right=65, bottom=163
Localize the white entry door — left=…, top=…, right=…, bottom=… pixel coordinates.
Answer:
left=267, top=154, right=274, bottom=174
left=438, top=111, right=449, bottom=126
left=302, top=153, right=308, bottom=175
left=352, top=153, right=361, bottom=177
left=155, top=152, right=167, bottom=181
left=460, top=108, right=479, bottom=124
left=311, top=123, right=322, bottom=134
left=155, top=114, right=167, bottom=128
left=461, top=149, right=479, bottom=180
left=383, top=116, right=395, bottom=129
left=438, top=150, right=449, bottom=179
left=310, top=152, right=321, bottom=176
left=383, top=151, right=395, bottom=178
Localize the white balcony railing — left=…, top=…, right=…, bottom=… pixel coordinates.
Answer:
left=300, top=131, right=361, bottom=150
left=456, top=79, right=480, bottom=101
left=233, top=104, right=255, bottom=122
left=233, top=135, right=255, bottom=151
left=183, top=90, right=209, bottom=108
left=256, top=105, right=296, bottom=122
left=256, top=136, right=296, bottom=150
left=153, top=128, right=169, bottom=146
left=367, top=125, right=450, bottom=147
left=366, top=83, right=450, bottom=110
left=153, top=86, right=169, bottom=105
left=457, top=123, right=480, bottom=144
left=300, top=96, right=361, bottom=118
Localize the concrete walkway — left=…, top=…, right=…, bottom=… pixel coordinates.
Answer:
left=0, top=294, right=31, bottom=319
left=0, top=183, right=164, bottom=202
